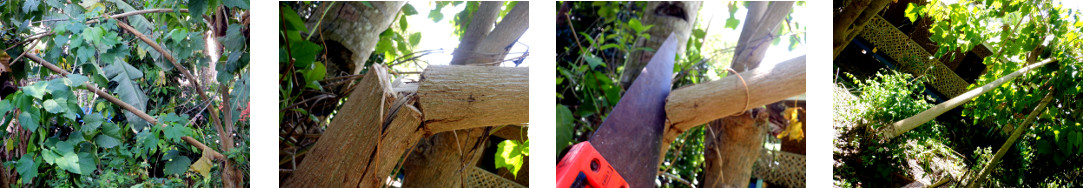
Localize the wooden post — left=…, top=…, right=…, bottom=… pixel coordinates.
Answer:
left=417, top=65, right=529, bottom=133
left=878, top=58, right=1053, bottom=140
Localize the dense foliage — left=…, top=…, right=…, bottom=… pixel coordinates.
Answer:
left=0, top=0, right=249, bottom=186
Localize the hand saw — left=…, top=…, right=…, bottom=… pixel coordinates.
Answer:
left=557, top=33, right=679, bottom=188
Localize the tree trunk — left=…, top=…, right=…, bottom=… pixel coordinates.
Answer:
left=309, top=2, right=405, bottom=75
left=700, top=112, right=767, bottom=188
left=619, top=1, right=701, bottom=88
left=403, top=128, right=490, bottom=187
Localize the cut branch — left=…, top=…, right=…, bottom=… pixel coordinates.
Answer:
left=966, top=91, right=1054, bottom=188
left=878, top=58, right=1054, bottom=140
left=665, top=55, right=806, bottom=130
left=417, top=65, right=529, bottom=133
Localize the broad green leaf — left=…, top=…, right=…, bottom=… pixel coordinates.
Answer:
left=43, top=99, right=64, bottom=114
left=19, top=110, right=39, bottom=131
left=22, top=0, right=40, bottom=13
left=402, top=3, right=418, bottom=15
left=281, top=5, right=307, bottom=31
left=494, top=140, right=528, bottom=178
left=56, top=141, right=81, bottom=174
left=23, top=82, right=48, bottom=99
left=428, top=9, right=444, bottom=22
left=104, top=61, right=149, bottom=131
left=905, top=3, right=920, bottom=23
left=409, top=32, right=422, bottom=46
left=42, top=149, right=59, bottom=165
left=82, top=27, right=104, bottom=46
left=725, top=17, right=741, bottom=30
left=289, top=40, right=322, bottom=68
left=303, top=61, right=326, bottom=90
left=77, top=152, right=95, bottom=175
left=94, top=134, right=121, bottom=148
left=164, top=156, right=192, bottom=175
left=163, top=125, right=191, bottom=143
left=223, top=0, right=249, bottom=9
left=224, top=24, right=247, bottom=51
left=15, top=154, right=37, bottom=183
left=188, top=0, right=208, bottom=21
left=556, top=105, right=574, bottom=153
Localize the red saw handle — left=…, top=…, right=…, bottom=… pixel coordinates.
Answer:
left=556, top=141, right=629, bottom=188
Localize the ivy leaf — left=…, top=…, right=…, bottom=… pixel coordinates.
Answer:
left=428, top=9, right=444, bottom=22
left=15, top=154, right=37, bottom=183
left=556, top=105, right=574, bottom=153
left=725, top=17, right=741, bottom=30
left=303, top=61, right=326, bottom=90
left=43, top=99, right=64, bottom=114
left=223, top=24, right=247, bottom=51
left=281, top=5, right=307, bottom=32
left=81, top=27, right=104, bottom=47
left=583, top=55, right=605, bottom=69
left=77, top=152, right=95, bottom=175
left=23, top=82, right=48, bottom=99
left=55, top=141, right=82, bottom=174
left=41, top=149, right=59, bottom=165
left=904, top=3, right=921, bottom=23
left=164, top=156, right=192, bottom=175
left=163, top=125, right=191, bottom=143
left=67, top=74, right=88, bottom=87
left=494, top=140, right=528, bottom=178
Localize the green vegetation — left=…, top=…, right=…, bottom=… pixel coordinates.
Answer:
left=0, top=0, right=249, bottom=186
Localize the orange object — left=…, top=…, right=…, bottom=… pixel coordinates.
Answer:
left=556, top=142, right=628, bottom=188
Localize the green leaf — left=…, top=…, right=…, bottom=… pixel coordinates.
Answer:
left=289, top=40, right=322, bottom=68
left=82, top=114, right=103, bottom=134
left=67, top=74, right=88, bottom=87
left=15, top=154, right=37, bottom=183
left=104, top=61, right=149, bottom=131
left=223, top=0, right=249, bottom=9
left=82, top=27, right=104, bottom=46
left=557, top=105, right=574, bottom=153
left=94, top=134, right=121, bottom=149
left=164, top=156, right=192, bottom=175
left=905, top=3, right=920, bottom=23
left=55, top=141, right=82, bottom=174
left=23, top=82, right=48, bottom=99
left=19, top=110, right=39, bottom=131
left=725, top=17, right=741, bottom=30
left=303, top=61, right=327, bottom=90
left=43, top=99, right=64, bottom=114
left=22, top=0, right=40, bottom=13
left=223, top=24, right=247, bottom=51
left=428, top=9, right=444, bottom=22
left=409, top=32, right=422, bottom=46
left=77, top=152, right=95, bottom=175
left=583, top=55, right=605, bottom=69
left=281, top=5, right=307, bottom=31
left=360, top=2, right=374, bottom=8
left=163, top=125, right=191, bottom=143
left=494, top=140, right=528, bottom=178
left=402, top=3, right=418, bottom=15
left=188, top=0, right=208, bottom=21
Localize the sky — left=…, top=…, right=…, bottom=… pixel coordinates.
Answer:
left=402, top=1, right=535, bottom=68
left=697, top=1, right=807, bottom=80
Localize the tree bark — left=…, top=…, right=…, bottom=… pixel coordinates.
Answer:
left=450, top=2, right=530, bottom=66
left=700, top=113, right=767, bottom=188
left=417, top=65, right=529, bottom=133
left=878, top=58, right=1053, bottom=140
left=619, top=1, right=701, bottom=88
left=283, top=65, right=395, bottom=187
left=449, top=2, right=503, bottom=65
left=403, top=128, right=490, bottom=187
left=731, top=2, right=795, bottom=72
left=309, top=2, right=405, bottom=75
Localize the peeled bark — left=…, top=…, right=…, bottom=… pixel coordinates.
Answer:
left=665, top=55, right=806, bottom=130
left=700, top=113, right=767, bottom=188
left=417, top=65, right=529, bottom=133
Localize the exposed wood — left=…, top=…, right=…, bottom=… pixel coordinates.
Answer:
left=359, top=101, right=426, bottom=187
left=700, top=113, right=767, bottom=188
left=284, top=65, right=394, bottom=187
left=417, top=65, right=528, bottom=133
left=967, top=91, right=1054, bottom=188
left=665, top=55, right=806, bottom=130
left=879, top=58, right=1054, bottom=140
left=449, top=1, right=503, bottom=65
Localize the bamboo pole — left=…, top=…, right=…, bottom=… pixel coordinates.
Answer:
left=966, top=91, right=1054, bottom=188
left=878, top=58, right=1054, bottom=140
